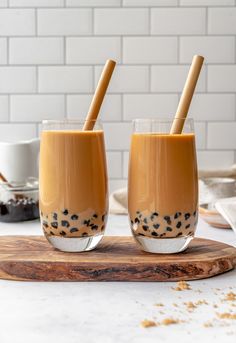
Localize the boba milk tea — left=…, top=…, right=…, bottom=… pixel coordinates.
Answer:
left=128, top=119, right=198, bottom=253
left=39, top=120, right=108, bottom=252
left=128, top=55, right=204, bottom=253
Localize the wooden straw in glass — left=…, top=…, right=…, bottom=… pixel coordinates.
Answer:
left=170, top=55, right=204, bottom=134
left=83, top=59, right=116, bottom=131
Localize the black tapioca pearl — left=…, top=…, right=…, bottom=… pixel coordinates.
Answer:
left=184, top=213, right=191, bottom=220
left=193, top=211, right=196, bottom=217
left=164, top=216, right=171, bottom=224
left=139, top=233, right=145, bottom=236
left=50, top=231, right=54, bottom=235
left=138, top=214, right=142, bottom=218
left=101, top=225, right=105, bottom=231
left=176, top=221, right=182, bottom=228
left=71, top=214, right=78, bottom=220
left=82, top=232, right=88, bottom=236
left=102, top=214, right=106, bottom=221
left=185, top=224, right=190, bottom=229
left=174, top=212, right=181, bottom=219
left=136, top=211, right=140, bottom=214
left=151, top=212, right=158, bottom=220
left=53, top=213, right=57, bottom=220
left=131, top=220, right=133, bottom=225
left=153, top=223, right=160, bottom=229
left=61, top=220, right=70, bottom=228
left=142, top=225, right=149, bottom=231
left=62, top=209, right=68, bottom=215
left=91, top=225, right=98, bottom=231
left=134, top=217, right=140, bottom=224
left=83, top=219, right=90, bottom=226
left=43, top=221, right=48, bottom=228
left=60, top=231, right=66, bottom=236
left=143, top=217, right=148, bottom=224
left=166, top=227, right=172, bottom=232
left=177, top=232, right=183, bottom=237
left=51, top=222, right=58, bottom=229
left=151, top=231, right=158, bottom=236
left=70, top=227, right=78, bottom=233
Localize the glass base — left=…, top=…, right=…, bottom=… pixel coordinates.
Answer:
left=46, top=234, right=104, bottom=252
left=133, top=234, right=193, bottom=254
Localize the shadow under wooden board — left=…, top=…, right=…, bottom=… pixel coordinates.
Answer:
left=0, top=235, right=236, bottom=282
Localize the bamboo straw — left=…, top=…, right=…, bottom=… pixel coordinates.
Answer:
left=170, top=55, right=204, bottom=134
left=0, top=172, right=7, bottom=183
left=83, top=59, right=116, bottom=131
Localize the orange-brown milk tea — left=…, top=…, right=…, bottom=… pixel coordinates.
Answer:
left=39, top=120, right=108, bottom=252
left=128, top=119, right=198, bottom=254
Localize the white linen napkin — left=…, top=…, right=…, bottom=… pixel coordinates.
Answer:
left=215, top=197, right=236, bottom=235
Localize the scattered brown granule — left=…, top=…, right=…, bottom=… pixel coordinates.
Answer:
left=213, top=304, right=218, bottom=308
left=217, top=312, right=236, bottom=320
left=224, top=292, right=236, bottom=301
left=172, top=281, right=191, bottom=291
left=159, top=311, right=165, bottom=315
left=161, top=318, right=180, bottom=325
left=155, top=303, right=164, bottom=307
left=173, top=303, right=178, bottom=307
left=203, top=321, right=213, bottom=328
left=141, top=320, right=157, bottom=328
left=195, top=299, right=208, bottom=305
left=184, top=301, right=196, bottom=310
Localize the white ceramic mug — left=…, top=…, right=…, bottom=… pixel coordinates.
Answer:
left=0, top=138, right=40, bottom=182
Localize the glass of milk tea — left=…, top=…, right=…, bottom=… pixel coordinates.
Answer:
left=128, top=118, right=198, bottom=254
left=39, top=119, right=108, bottom=252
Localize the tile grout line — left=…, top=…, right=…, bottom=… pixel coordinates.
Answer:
left=35, top=8, right=38, bottom=36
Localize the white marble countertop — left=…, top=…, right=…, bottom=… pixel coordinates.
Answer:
left=0, top=215, right=236, bottom=343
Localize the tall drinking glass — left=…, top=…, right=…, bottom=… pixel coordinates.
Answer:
left=39, top=119, right=108, bottom=252
left=128, top=118, right=198, bottom=254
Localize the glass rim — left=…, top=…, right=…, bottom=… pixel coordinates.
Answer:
left=42, top=119, right=101, bottom=125
left=133, top=117, right=194, bottom=124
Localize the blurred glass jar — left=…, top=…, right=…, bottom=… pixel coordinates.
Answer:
left=0, top=177, right=39, bottom=222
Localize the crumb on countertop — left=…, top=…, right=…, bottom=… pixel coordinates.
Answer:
left=217, top=312, right=236, bottom=320
left=141, top=320, right=157, bottom=328
left=203, top=321, right=213, bottom=328
left=195, top=299, right=208, bottom=305
left=184, top=301, right=196, bottom=310
left=161, top=318, right=180, bottom=325
left=155, top=303, right=164, bottom=307
left=224, top=292, right=236, bottom=301
left=141, top=317, right=180, bottom=328
left=172, top=281, right=191, bottom=291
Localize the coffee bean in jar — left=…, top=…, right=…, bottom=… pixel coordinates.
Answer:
left=0, top=177, right=39, bottom=222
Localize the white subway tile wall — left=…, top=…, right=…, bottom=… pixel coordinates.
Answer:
left=0, top=1, right=235, bottom=193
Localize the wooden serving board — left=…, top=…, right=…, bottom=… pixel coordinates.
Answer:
left=0, top=236, right=236, bottom=282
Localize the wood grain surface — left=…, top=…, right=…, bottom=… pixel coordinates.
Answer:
left=0, top=236, right=235, bottom=282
